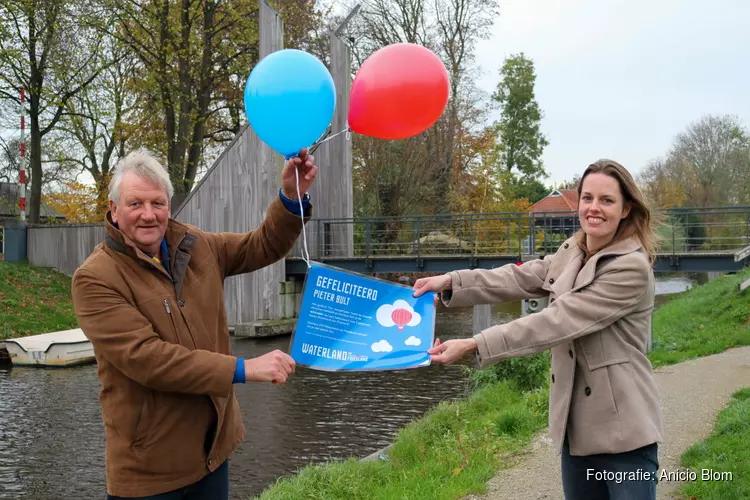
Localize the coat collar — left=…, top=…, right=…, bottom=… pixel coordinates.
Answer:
left=556, top=235, right=644, bottom=293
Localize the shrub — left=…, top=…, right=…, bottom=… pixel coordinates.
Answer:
left=468, top=351, right=551, bottom=391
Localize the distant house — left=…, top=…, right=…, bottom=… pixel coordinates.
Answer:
left=528, top=190, right=579, bottom=251
left=0, top=182, right=66, bottom=223
left=530, top=189, right=578, bottom=213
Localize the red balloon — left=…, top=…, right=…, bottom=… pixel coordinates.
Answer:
left=348, top=43, right=450, bottom=140
left=391, top=308, right=413, bottom=332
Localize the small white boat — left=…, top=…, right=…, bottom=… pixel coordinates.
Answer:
left=5, top=328, right=95, bottom=367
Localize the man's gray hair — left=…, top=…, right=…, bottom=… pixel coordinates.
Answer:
left=109, top=148, right=174, bottom=204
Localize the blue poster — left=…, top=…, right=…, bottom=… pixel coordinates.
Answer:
left=289, top=262, right=436, bottom=371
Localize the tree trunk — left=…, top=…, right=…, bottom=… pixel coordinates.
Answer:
left=28, top=72, right=43, bottom=224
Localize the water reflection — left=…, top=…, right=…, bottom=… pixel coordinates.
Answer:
left=0, top=276, right=693, bottom=499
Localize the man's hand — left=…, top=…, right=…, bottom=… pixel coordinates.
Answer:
left=245, top=350, right=296, bottom=384
left=281, top=147, right=318, bottom=200
left=412, top=274, right=452, bottom=298
left=428, top=337, right=478, bottom=365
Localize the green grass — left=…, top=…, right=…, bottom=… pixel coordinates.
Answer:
left=256, top=267, right=750, bottom=499
left=677, top=388, right=750, bottom=500
left=255, top=382, right=549, bottom=500
left=0, top=260, right=78, bottom=340
left=648, top=267, right=750, bottom=367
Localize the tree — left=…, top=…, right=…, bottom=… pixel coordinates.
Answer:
left=42, top=180, right=102, bottom=222
left=511, top=177, right=548, bottom=204
left=491, top=53, right=549, bottom=189
left=638, top=158, right=687, bottom=208
left=447, top=129, right=532, bottom=214
left=110, top=0, right=326, bottom=209
left=58, top=39, right=134, bottom=215
left=0, top=136, right=20, bottom=184
left=348, top=0, right=498, bottom=218
left=0, top=0, right=111, bottom=222
left=639, top=115, right=749, bottom=208
left=670, top=115, right=749, bottom=207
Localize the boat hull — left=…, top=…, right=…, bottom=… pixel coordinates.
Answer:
left=5, top=329, right=96, bottom=368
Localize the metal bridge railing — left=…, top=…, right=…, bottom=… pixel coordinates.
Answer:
left=290, top=206, right=750, bottom=261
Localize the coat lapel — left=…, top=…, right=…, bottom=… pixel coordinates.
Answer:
left=568, top=237, right=643, bottom=293
left=546, top=237, right=584, bottom=297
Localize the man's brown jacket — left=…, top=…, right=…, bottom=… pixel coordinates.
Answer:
left=72, top=197, right=309, bottom=497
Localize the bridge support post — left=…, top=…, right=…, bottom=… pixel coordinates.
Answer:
left=521, top=297, right=548, bottom=317
left=473, top=304, right=492, bottom=333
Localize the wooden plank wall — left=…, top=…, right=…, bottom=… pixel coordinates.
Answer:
left=27, top=224, right=106, bottom=276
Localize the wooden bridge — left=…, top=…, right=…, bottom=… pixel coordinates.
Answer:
left=286, top=206, right=750, bottom=275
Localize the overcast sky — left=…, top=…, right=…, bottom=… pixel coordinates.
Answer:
left=472, top=0, right=750, bottom=186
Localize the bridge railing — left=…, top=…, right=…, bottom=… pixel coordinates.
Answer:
left=292, top=206, right=750, bottom=260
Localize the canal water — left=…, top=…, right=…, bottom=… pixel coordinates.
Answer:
left=0, top=276, right=693, bottom=499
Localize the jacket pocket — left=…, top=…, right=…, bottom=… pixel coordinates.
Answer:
left=578, top=331, right=629, bottom=371
left=132, top=391, right=153, bottom=450
left=585, top=356, right=630, bottom=371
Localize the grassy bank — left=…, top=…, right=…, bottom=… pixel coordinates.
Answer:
left=648, top=268, right=750, bottom=367
left=0, top=260, right=78, bottom=341
left=678, top=388, right=750, bottom=499
left=257, top=382, right=549, bottom=500
left=255, top=267, right=750, bottom=499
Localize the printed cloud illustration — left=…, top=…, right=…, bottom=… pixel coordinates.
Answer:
left=371, top=339, right=393, bottom=353
left=376, top=299, right=422, bottom=332
left=405, top=336, right=421, bottom=346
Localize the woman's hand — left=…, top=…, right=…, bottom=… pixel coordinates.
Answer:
left=427, top=337, right=477, bottom=365
left=412, top=274, right=452, bottom=297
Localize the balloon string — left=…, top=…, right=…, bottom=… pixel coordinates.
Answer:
left=286, top=122, right=352, bottom=268
left=309, top=125, right=351, bottom=154
left=294, top=165, right=312, bottom=269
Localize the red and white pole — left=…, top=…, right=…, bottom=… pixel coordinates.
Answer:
left=19, top=88, right=26, bottom=221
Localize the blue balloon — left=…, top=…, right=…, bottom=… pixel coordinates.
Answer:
left=244, top=49, right=336, bottom=158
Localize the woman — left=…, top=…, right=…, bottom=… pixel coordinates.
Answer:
left=413, top=159, right=662, bottom=500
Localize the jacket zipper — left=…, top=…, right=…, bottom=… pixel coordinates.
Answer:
left=163, top=299, right=182, bottom=344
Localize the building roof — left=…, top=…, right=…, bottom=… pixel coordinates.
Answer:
left=0, top=182, right=65, bottom=219
left=530, top=189, right=578, bottom=213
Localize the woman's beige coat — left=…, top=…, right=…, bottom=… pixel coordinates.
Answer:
left=443, top=236, right=663, bottom=456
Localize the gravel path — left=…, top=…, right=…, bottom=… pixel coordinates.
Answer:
left=465, top=346, right=750, bottom=500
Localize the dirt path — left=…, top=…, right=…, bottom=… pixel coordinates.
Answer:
left=465, top=346, right=750, bottom=500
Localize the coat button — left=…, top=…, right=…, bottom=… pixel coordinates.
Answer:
left=549, top=278, right=555, bottom=284
left=584, top=387, right=591, bottom=396
left=568, top=349, right=573, bottom=358
left=551, top=374, right=555, bottom=383
left=564, top=243, right=569, bottom=249
left=178, top=300, right=185, bottom=307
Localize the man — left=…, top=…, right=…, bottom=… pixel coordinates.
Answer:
left=71, top=147, right=318, bottom=499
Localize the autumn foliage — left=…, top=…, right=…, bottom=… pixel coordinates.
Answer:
left=43, top=181, right=107, bottom=223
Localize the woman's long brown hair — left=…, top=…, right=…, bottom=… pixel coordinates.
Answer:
left=576, top=159, right=658, bottom=264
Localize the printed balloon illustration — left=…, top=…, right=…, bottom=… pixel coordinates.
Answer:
left=376, top=300, right=422, bottom=331
left=391, top=308, right=413, bottom=332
